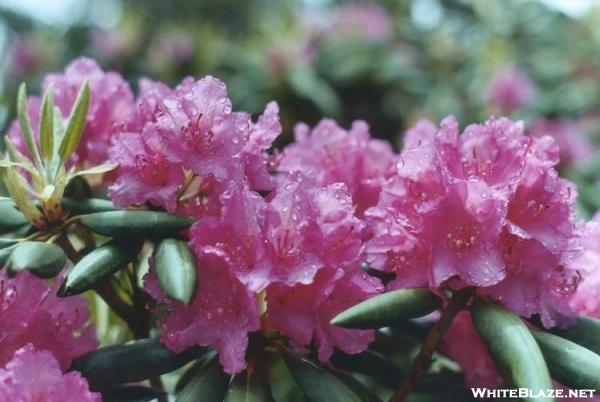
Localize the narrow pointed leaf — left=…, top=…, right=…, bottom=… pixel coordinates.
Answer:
left=154, top=239, right=197, bottom=304
left=331, top=289, right=441, bottom=329
left=61, top=197, right=117, bottom=215
left=0, top=199, right=29, bottom=231
left=39, top=85, right=55, bottom=164
left=176, top=353, right=229, bottom=402
left=8, top=241, right=66, bottom=278
left=58, top=239, right=142, bottom=296
left=225, top=360, right=274, bottom=402
left=281, top=347, right=369, bottom=402
left=550, top=316, right=600, bottom=355
left=80, top=211, right=193, bottom=239
left=68, top=163, right=118, bottom=181
left=532, top=329, right=600, bottom=392
left=472, top=302, right=553, bottom=401
left=58, top=81, right=90, bottom=164
left=101, top=385, right=166, bottom=402
left=71, top=339, right=198, bottom=387
left=17, top=83, right=42, bottom=169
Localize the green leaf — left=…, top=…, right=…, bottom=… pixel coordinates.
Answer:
left=39, top=85, right=55, bottom=165
left=58, top=239, right=142, bottom=296
left=532, top=329, right=600, bottom=392
left=288, top=67, right=342, bottom=118
left=71, top=339, right=198, bottom=388
left=8, top=241, right=66, bottom=278
left=101, top=385, right=166, bottom=402
left=176, top=353, right=229, bottom=402
left=80, top=211, right=194, bottom=239
left=58, top=81, right=90, bottom=165
left=331, top=289, right=441, bottom=329
left=225, top=360, right=274, bottom=402
left=67, top=163, right=118, bottom=182
left=549, top=316, right=600, bottom=355
left=472, top=302, right=553, bottom=402
left=61, top=197, right=117, bottom=215
left=154, top=239, right=197, bottom=304
left=331, top=371, right=382, bottom=402
left=17, top=83, right=43, bottom=169
left=0, top=198, right=29, bottom=231
left=0, top=244, right=18, bottom=267
left=281, top=347, right=369, bottom=402
left=331, top=349, right=404, bottom=388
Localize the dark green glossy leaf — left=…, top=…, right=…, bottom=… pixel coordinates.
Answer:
left=8, top=241, right=66, bottom=278
left=80, top=211, right=193, bottom=239
left=61, top=197, right=117, bottom=215
left=532, top=330, right=600, bottom=391
left=225, top=360, right=274, bottom=402
left=281, top=347, right=369, bottom=402
left=0, top=244, right=18, bottom=267
left=0, top=199, right=29, bottom=231
left=331, top=289, right=441, bottom=329
left=331, top=349, right=403, bottom=388
left=332, top=371, right=382, bottom=402
left=71, top=339, right=198, bottom=387
left=154, top=239, right=197, bottom=304
left=58, top=239, right=141, bottom=296
left=472, top=302, right=553, bottom=402
left=58, top=81, right=90, bottom=164
left=550, top=316, right=600, bottom=355
left=176, top=353, right=229, bottom=402
left=100, top=385, right=165, bottom=402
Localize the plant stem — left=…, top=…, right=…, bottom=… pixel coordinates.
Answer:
left=389, top=289, right=474, bottom=402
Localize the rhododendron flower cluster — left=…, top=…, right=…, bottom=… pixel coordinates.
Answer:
left=486, top=66, right=535, bottom=115
left=365, top=116, right=581, bottom=327
left=0, top=345, right=100, bottom=402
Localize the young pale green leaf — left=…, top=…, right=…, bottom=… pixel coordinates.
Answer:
left=39, top=85, right=55, bottom=165
left=2, top=167, right=46, bottom=228
left=472, top=302, right=553, bottom=402
left=67, top=163, right=118, bottom=182
left=154, top=239, right=197, bottom=304
left=16, top=83, right=43, bottom=169
left=330, top=288, right=441, bottom=329
left=71, top=339, right=198, bottom=388
left=58, top=239, right=142, bottom=296
left=100, top=385, right=166, bottom=402
left=0, top=199, right=29, bottom=231
left=61, top=197, right=117, bottom=215
left=550, top=316, right=600, bottom=355
left=281, top=347, right=369, bottom=402
left=531, top=329, right=600, bottom=392
left=176, top=354, right=229, bottom=402
left=58, top=81, right=90, bottom=164
left=225, top=360, right=274, bottom=402
left=8, top=241, right=66, bottom=279
left=80, top=211, right=194, bottom=239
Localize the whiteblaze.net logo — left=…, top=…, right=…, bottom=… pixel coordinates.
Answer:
left=470, top=388, right=596, bottom=399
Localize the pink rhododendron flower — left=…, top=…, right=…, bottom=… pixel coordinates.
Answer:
left=570, top=216, right=600, bottom=318
left=366, top=116, right=580, bottom=327
left=486, top=66, right=535, bottom=114
left=0, top=271, right=97, bottom=370
left=267, top=268, right=382, bottom=362
left=331, top=3, right=393, bottom=42
left=8, top=57, right=136, bottom=166
left=530, top=119, right=594, bottom=167
left=145, top=253, right=260, bottom=374
left=279, top=119, right=396, bottom=215
left=441, top=312, right=500, bottom=389
left=0, top=344, right=100, bottom=402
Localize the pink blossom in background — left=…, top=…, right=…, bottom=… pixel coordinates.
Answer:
left=0, top=345, right=100, bottom=402
left=441, top=312, right=500, bottom=389
left=8, top=57, right=136, bottom=166
left=365, top=116, right=580, bottom=327
left=486, top=66, right=535, bottom=115
left=0, top=271, right=97, bottom=371
left=331, top=3, right=393, bottom=42
left=530, top=119, right=594, bottom=167
left=267, top=268, right=382, bottom=362
left=279, top=119, right=396, bottom=216
left=8, top=35, right=47, bottom=76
